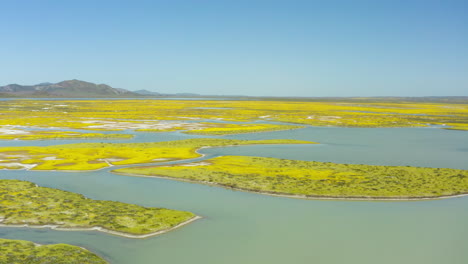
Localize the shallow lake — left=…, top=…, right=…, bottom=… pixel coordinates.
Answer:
left=0, top=126, right=467, bottom=264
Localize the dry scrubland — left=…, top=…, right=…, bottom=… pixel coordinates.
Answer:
left=0, top=179, right=195, bottom=236
left=0, top=138, right=313, bottom=171
left=0, top=238, right=107, bottom=264
left=114, top=156, right=468, bottom=199
left=0, top=100, right=467, bottom=139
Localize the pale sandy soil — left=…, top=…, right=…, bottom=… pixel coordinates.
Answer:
left=81, top=120, right=206, bottom=130
left=0, top=126, right=30, bottom=135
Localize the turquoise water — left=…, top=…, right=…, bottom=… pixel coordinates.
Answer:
left=0, top=127, right=467, bottom=264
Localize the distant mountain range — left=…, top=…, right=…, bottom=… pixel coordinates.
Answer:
left=132, top=89, right=200, bottom=97
left=1, top=80, right=466, bottom=102
left=0, top=80, right=204, bottom=98
left=0, top=80, right=139, bottom=97
left=133, top=89, right=161, bottom=96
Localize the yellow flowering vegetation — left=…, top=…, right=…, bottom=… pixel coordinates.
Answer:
left=114, top=156, right=468, bottom=199
left=0, top=138, right=315, bottom=171
left=0, top=238, right=107, bottom=264
left=185, top=123, right=305, bottom=135
left=442, top=123, right=468, bottom=131
left=0, top=179, right=195, bottom=236
left=0, top=99, right=467, bottom=133
left=0, top=129, right=132, bottom=141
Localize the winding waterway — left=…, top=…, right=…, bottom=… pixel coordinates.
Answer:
left=0, top=126, right=467, bottom=264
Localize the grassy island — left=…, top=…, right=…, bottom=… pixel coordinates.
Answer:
left=0, top=180, right=196, bottom=237
left=113, top=156, right=468, bottom=200
left=0, top=238, right=107, bottom=264
left=0, top=138, right=315, bottom=171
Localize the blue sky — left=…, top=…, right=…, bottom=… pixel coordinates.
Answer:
left=0, top=0, right=467, bottom=96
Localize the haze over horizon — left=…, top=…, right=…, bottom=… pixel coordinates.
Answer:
left=1, top=0, right=467, bottom=97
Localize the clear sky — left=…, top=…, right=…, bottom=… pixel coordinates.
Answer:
left=1, top=0, right=467, bottom=97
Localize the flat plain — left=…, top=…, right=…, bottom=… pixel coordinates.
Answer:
left=0, top=98, right=467, bottom=263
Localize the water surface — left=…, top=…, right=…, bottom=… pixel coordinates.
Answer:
left=0, top=126, right=467, bottom=264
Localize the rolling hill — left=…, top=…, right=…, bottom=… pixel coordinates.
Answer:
left=0, top=80, right=139, bottom=98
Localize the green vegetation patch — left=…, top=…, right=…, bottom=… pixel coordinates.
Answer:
left=114, top=156, right=468, bottom=199
left=0, top=180, right=195, bottom=235
left=0, top=238, right=107, bottom=264
left=0, top=138, right=315, bottom=171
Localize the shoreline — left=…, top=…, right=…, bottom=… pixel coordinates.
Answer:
left=112, top=171, right=468, bottom=201
left=0, top=215, right=201, bottom=239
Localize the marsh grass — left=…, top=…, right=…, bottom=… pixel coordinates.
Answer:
left=0, top=180, right=195, bottom=235
left=114, top=156, right=468, bottom=199
left=0, top=138, right=314, bottom=171
left=1, top=100, right=467, bottom=131
left=0, top=238, right=107, bottom=264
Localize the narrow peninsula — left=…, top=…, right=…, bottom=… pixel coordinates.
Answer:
left=113, top=156, right=468, bottom=200
left=184, top=123, right=306, bottom=135
left=0, top=180, right=197, bottom=238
